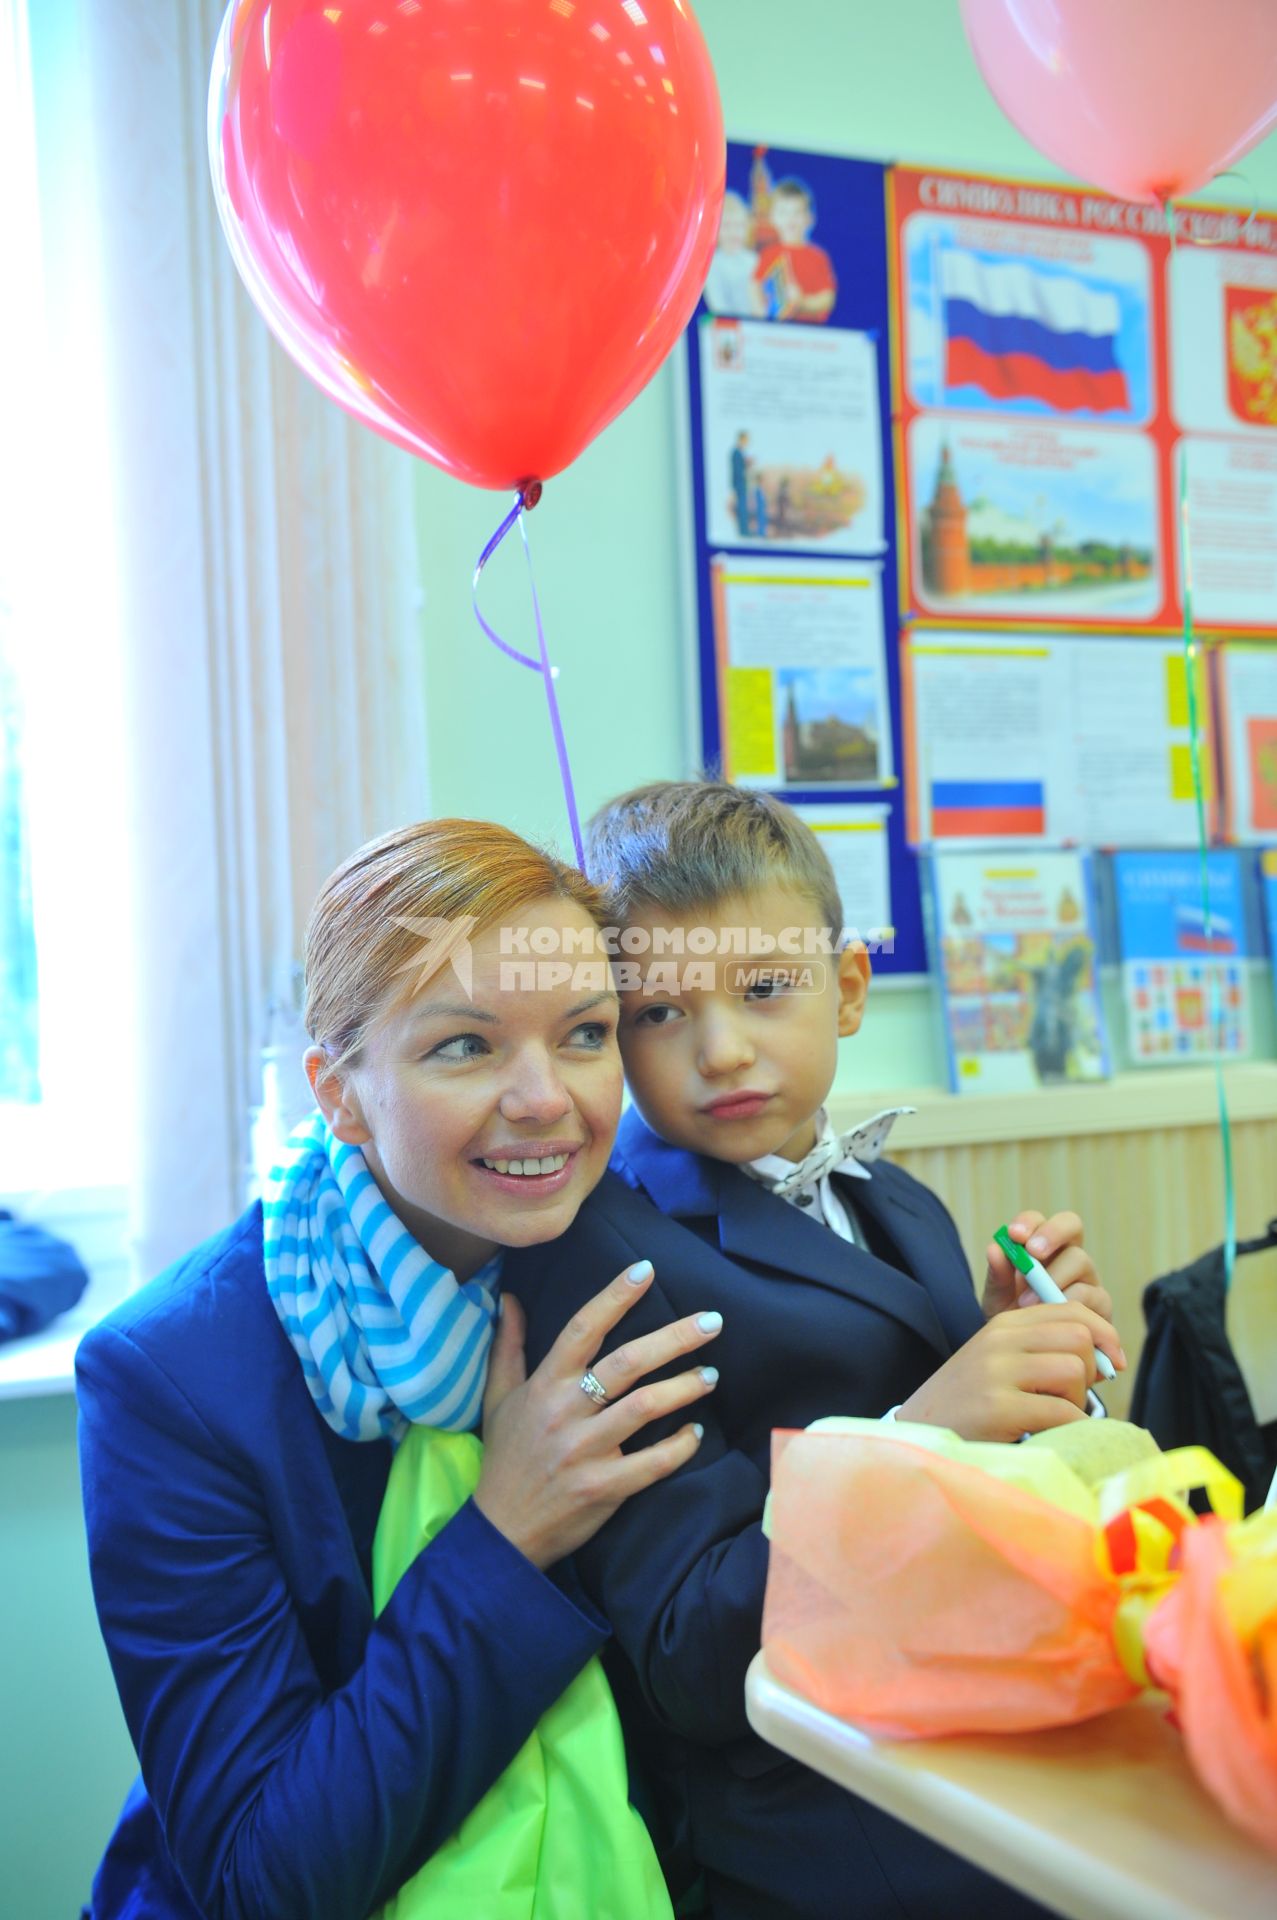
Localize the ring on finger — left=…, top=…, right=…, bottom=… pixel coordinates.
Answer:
left=579, top=1369, right=609, bottom=1408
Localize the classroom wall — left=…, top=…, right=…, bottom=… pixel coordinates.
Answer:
left=413, top=0, right=1277, bottom=1093
left=8, top=5, right=1277, bottom=1914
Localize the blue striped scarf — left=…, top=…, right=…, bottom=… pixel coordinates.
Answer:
left=262, top=1112, right=499, bottom=1443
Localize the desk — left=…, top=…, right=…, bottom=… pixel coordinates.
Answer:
left=746, top=1652, right=1276, bottom=1920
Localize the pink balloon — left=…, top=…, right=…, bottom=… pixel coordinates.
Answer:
left=960, top=0, right=1277, bottom=203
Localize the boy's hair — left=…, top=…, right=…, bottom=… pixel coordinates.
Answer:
left=586, top=780, right=844, bottom=935
left=772, top=176, right=815, bottom=216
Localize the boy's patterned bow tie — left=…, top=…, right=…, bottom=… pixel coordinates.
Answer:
left=760, top=1106, right=916, bottom=1201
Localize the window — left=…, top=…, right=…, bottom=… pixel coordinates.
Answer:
left=0, top=0, right=133, bottom=1201
left=0, top=608, right=38, bottom=1105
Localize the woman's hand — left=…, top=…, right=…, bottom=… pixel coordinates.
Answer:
left=474, top=1261, right=721, bottom=1570
left=898, top=1300, right=1126, bottom=1444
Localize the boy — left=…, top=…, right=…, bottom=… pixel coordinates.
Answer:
left=510, top=781, right=1123, bottom=1920
left=754, top=177, right=837, bottom=323
left=704, top=190, right=764, bottom=318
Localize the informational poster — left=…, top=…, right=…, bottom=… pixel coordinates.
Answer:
left=1112, top=851, right=1249, bottom=1063
left=1261, top=850, right=1277, bottom=978
left=1170, top=239, right=1277, bottom=627
left=890, top=168, right=1277, bottom=634
left=698, top=321, right=884, bottom=555
left=902, top=631, right=1214, bottom=846
left=791, top=803, right=892, bottom=947
left=928, top=848, right=1108, bottom=1094
left=903, top=415, right=1162, bottom=624
left=712, top=558, right=891, bottom=789
left=685, top=144, right=925, bottom=974
left=1218, top=643, right=1277, bottom=841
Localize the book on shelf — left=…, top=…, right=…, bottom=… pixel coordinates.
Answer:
left=1112, top=849, right=1249, bottom=1066
left=927, top=847, right=1109, bottom=1096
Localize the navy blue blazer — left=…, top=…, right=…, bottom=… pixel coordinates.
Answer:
left=75, top=1204, right=607, bottom=1920
left=508, top=1111, right=1043, bottom=1920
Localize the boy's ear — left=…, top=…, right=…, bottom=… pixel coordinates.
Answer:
left=835, top=943, right=871, bottom=1037
left=304, top=1045, right=373, bottom=1145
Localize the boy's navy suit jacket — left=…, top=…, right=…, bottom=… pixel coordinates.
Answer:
left=511, top=1107, right=1010, bottom=1920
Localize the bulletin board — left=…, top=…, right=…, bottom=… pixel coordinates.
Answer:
left=683, top=142, right=923, bottom=973
left=682, top=146, right=1277, bottom=983
left=891, top=166, right=1277, bottom=636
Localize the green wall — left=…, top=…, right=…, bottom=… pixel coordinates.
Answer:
left=0, top=1396, right=137, bottom=1914
left=9, top=3, right=1277, bottom=1913
left=415, top=0, right=1277, bottom=1094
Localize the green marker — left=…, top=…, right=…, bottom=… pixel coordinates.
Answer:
left=993, top=1225, right=1117, bottom=1383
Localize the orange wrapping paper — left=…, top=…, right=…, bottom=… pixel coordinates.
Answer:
left=762, top=1428, right=1140, bottom=1738
left=1144, top=1513, right=1277, bottom=1857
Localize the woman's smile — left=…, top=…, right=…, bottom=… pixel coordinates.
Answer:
left=472, top=1141, right=584, bottom=1197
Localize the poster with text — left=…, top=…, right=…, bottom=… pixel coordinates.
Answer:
left=903, top=630, right=1214, bottom=846
left=699, top=319, right=884, bottom=555
left=792, top=803, right=892, bottom=945
left=712, top=557, right=891, bottom=789
left=891, top=168, right=1277, bottom=633
left=1261, top=849, right=1277, bottom=977
left=685, top=145, right=925, bottom=974
left=1218, top=644, right=1277, bottom=840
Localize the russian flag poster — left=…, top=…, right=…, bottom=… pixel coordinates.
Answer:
left=896, top=194, right=1153, bottom=428
left=938, top=250, right=1129, bottom=415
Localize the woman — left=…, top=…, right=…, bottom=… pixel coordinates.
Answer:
left=77, top=820, right=722, bottom=1920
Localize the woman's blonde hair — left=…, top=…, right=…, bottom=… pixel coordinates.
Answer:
left=304, top=819, right=604, bottom=1072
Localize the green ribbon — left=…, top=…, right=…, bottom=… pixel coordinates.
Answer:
left=1166, top=203, right=1237, bottom=1289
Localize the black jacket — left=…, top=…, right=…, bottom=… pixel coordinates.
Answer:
left=1130, top=1230, right=1277, bottom=1512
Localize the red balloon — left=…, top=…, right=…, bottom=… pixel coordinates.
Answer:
left=960, top=0, right=1277, bottom=205
left=210, top=0, right=724, bottom=492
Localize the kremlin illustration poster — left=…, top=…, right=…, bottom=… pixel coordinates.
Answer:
left=890, top=167, right=1277, bottom=634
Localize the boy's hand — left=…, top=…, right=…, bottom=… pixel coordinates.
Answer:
left=982, top=1209, right=1121, bottom=1351
left=899, top=1301, right=1126, bottom=1443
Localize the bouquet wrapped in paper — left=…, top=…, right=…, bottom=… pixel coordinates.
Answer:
left=762, top=1418, right=1234, bottom=1737
left=1144, top=1506, right=1277, bottom=1856
left=762, top=1417, right=1277, bottom=1853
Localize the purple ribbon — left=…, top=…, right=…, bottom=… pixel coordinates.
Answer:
left=472, top=488, right=585, bottom=869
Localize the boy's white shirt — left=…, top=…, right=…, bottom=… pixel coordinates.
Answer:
left=743, top=1106, right=909, bottom=1417
left=704, top=245, right=760, bottom=315
left=741, top=1105, right=914, bottom=1251
left=741, top=1105, right=1105, bottom=1424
